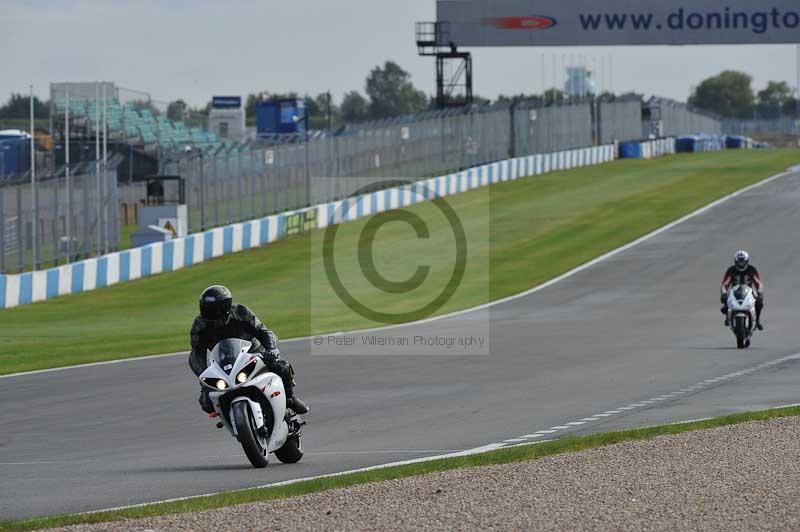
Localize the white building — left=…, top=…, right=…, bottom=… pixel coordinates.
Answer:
left=208, top=96, right=246, bottom=141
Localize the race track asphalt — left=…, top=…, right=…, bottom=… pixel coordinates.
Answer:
left=3, top=170, right=800, bottom=520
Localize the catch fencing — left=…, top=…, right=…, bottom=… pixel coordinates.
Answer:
left=1, top=143, right=624, bottom=308
left=158, top=99, right=645, bottom=234
left=645, top=97, right=721, bottom=137
left=512, top=102, right=593, bottom=156
left=598, top=97, right=643, bottom=145
left=157, top=104, right=522, bottom=233
left=3, top=95, right=720, bottom=275
left=722, top=118, right=800, bottom=138
left=0, top=158, right=120, bottom=273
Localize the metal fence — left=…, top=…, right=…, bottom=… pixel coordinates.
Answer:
left=159, top=99, right=648, bottom=234
left=597, top=97, right=643, bottom=145
left=0, top=158, right=120, bottom=273
left=3, top=96, right=721, bottom=273
left=722, top=118, right=800, bottom=137
left=513, top=102, right=594, bottom=156
left=645, top=97, right=721, bottom=137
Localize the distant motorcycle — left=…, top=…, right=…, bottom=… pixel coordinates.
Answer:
left=199, top=338, right=304, bottom=468
left=725, top=284, right=757, bottom=349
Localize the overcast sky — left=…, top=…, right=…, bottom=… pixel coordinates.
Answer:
left=2, top=1, right=798, bottom=107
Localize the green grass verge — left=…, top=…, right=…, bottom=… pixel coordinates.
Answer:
left=1, top=150, right=798, bottom=374
left=3, top=405, right=799, bottom=531
left=118, top=223, right=137, bottom=250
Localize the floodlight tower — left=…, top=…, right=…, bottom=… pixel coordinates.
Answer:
left=416, top=22, right=473, bottom=109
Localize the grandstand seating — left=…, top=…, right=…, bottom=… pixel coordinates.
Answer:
left=52, top=97, right=225, bottom=153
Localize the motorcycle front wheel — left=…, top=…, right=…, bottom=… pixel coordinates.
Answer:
left=232, top=402, right=268, bottom=468
left=734, top=315, right=747, bottom=349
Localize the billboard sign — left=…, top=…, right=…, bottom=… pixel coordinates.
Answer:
left=285, top=209, right=317, bottom=237
left=437, top=0, right=800, bottom=46
left=212, top=96, right=242, bottom=109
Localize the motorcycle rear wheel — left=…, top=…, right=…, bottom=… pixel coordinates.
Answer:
left=274, top=435, right=303, bottom=464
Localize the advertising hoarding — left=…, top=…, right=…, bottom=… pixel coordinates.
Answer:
left=437, top=0, right=800, bottom=46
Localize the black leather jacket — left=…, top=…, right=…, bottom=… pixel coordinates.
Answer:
left=188, top=304, right=280, bottom=377
left=721, top=264, right=764, bottom=297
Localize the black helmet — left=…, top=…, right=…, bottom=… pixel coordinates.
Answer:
left=199, top=285, right=233, bottom=326
left=734, top=250, right=750, bottom=272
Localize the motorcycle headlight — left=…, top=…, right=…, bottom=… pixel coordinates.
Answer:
left=235, top=361, right=257, bottom=384
left=201, top=378, right=228, bottom=390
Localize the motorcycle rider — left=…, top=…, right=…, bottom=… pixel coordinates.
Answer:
left=720, top=250, right=764, bottom=330
left=189, top=285, right=309, bottom=415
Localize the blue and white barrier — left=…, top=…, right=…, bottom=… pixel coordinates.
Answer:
left=619, top=137, right=676, bottom=159
left=1, top=144, right=624, bottom=309
left=675, top=135, right=730, bottom=153
left=318, top=146, right=617, bottom=228
left=0, top=215, right=285, bottom=308
left=725, top=136, right=755, bottom=150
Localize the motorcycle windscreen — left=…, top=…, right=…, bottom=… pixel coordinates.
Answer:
left=733, top=286, right=750, bottom=301
left=210, top=338, right=252, bottom=373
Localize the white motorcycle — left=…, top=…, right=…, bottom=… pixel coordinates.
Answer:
left=199, top=338, right=305, bottom=468
left=726, top=284, right=757, bottom=349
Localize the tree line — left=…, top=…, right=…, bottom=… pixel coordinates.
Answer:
left=0, top=61, right=430, bottom=129
left=0, top=93, right=49, bottom=120
left=166, top=61, right=430, bottom=130
left=689, top=71, right=798, bottom=120
left=4, top=65, right=795, bottom=130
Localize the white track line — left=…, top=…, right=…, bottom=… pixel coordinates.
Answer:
left=2, top=167, right=795, bottom=381
left=63, top=365, right=800, bottom=518
left=73, top=443, right=509, bottom=516
left=0, top=460, right=65, bottom=466
left=3, top=164, right=798, bottom=519
left=304, top=449, right=464, bottom=456
left=504, top=352, right=800, bottom=444
left=0, top=351, right=189, bottom=379
left=68, top=394, right=800, bottom=519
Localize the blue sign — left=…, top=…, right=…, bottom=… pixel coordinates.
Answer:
left=212, top=96, right=242, bottom=109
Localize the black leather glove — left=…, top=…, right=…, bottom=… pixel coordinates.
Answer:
left=720, top=293, right=727, bottom=304
left=199, top=388, right=214, bottom=414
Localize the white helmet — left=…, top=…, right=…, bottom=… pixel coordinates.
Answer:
left=734, top=250, right=750, bottom=271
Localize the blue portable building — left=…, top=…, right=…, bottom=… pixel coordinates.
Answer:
left=0, top=131, right=31, bottom=179
left=256, top=99, right=307, bottom=136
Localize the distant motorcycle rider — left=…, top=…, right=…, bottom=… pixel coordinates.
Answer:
left=189, top=285, right=309, bottom=415
left=720, top=250, right=764, bottom=330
